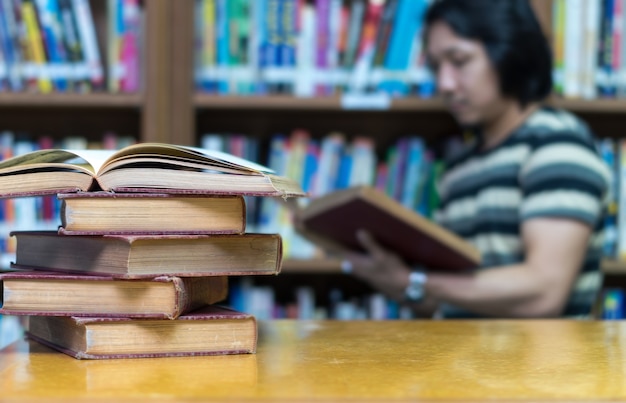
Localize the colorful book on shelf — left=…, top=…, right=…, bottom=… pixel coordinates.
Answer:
left=0, top=142, right=305, bottom=198
left=0, top=270, right=227, bottom=319
left=26, top=305, right=257, bottom=359
left=57, top=192, right=247, bottom=235
left=297, top=186, right=481, bottom=271
left=11, top=231, right=283, bottom=279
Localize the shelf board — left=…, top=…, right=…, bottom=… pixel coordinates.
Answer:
left=549, top=98, right=626, bottom=113
left=195, top=94, right=626, bottom=113
left=282, top=258, right=626, bottom=276
left=601, top=259, right=626, bottom=275
left=194, top=94, right=447, bottom=111
left=282, top=258, right=343, bottom=273
left=0, top=92, right=143, bottom=108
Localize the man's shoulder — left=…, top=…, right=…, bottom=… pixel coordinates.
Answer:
left=520, top=106, right=593, bottom=141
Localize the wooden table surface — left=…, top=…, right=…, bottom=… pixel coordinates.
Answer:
left=1, top=319, right=626, bottom=402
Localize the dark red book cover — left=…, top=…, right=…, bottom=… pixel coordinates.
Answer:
left=299, top=186, right=481, bottom=271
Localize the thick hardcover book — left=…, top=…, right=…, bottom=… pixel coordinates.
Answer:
left=0, top=142, right=305, bottom=198
left=11, top=231, right=283, bottom=278
left=26, top=305, right=257, bottom=359
left=298, top=186, right=481, bottom=271
left=58, top=192, right=247, bottom=235
left=0, top=270, right=228, bottom=319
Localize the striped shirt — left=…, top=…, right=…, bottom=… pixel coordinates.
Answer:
left=435, top=107, right=612, bottom=318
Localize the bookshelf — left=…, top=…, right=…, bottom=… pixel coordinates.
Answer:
left=0, top=0, right=173, bottom=144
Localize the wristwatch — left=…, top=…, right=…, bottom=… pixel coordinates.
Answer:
left=404, top=270, right=428, bottom=304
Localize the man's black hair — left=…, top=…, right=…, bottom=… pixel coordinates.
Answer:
left=425, top=0, right=553, bottom=106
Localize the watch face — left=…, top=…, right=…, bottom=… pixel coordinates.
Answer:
left=405, top=272, right=427, bottom=303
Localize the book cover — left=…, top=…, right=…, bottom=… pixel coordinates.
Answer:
left=57, top=192, right=247, bottom=235
left=0, top=142, right=305, bottom=198
left=26, top=305, right=257, bottom=359
left=298, top=186, right=481, bottom=271
left=11, top=231, right=283, bottom=278
left=0, top=270, right=227, bottom=319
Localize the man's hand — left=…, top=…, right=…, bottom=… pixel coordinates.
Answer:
left=346, top=230, right=413, bottom=301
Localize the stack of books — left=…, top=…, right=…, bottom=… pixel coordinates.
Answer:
left=0, top=143, right=305, bottom=359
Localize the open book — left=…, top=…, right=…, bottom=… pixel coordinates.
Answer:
left=0, top=143, right=305, bottom=198
left=297, top=186, right=481, bottom=271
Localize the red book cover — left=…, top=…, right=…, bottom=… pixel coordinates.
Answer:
left=298, top=186, right=481, bottom=271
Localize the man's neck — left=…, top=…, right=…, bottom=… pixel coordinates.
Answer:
left=481, top=101, right=538, bottom=150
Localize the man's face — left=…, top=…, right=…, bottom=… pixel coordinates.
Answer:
left=425, top=21, right=504, bottom=126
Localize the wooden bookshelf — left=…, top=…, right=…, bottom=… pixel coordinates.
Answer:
left=0, top=93, right=143, bottom=108
left=0, top=1, right=172, bottom=144
left=194, top=94, right=447, bottom=111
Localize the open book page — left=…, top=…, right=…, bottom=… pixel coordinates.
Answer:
left=100, top=143, right=275, bottom=174
left=0, top=149, right=105, bottom=174
left=0, top=144, right=274, bottom=176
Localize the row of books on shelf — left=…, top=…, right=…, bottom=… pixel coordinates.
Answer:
left=0, top=0, right=142, bottom=94
left=194, top=0, right=436, bottom=98
left=229, top=278, right=416, bottom=320
left=553, top=0, right=626, bottom=99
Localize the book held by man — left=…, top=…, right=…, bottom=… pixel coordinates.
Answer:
left=26, top=305, right=257, bottom=359
left=11, top=231, right=283, bottom=278
left=297, top=186, right=481, bottom=271
left=0, top=143, right=305, bottom=198
left=58, top=192, right=247, bottom=235
left=0, top=271, right=228, bottom=319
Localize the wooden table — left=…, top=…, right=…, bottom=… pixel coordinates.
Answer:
left=1, top=319, right=626, bottom=402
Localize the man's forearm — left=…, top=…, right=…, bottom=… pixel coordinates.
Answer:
left=425, top=264, right=568, bottom=318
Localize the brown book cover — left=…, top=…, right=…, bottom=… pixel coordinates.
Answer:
left=0, top=143, right=305, bottom=198
left=58, top=192, right=246, bottom=235
left=26, top=305, right=257, bottom=359
left=11, top=231, right=283, bottom=278
left=0, top=270, right=228, bottom=319
left=298, top=186, right=481, bottom=271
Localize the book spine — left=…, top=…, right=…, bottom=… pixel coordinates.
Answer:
left=119, top=0, right=140, bottom=92
left=0, top=0, right=23, bottom=91
left=612, top=0, right=623, bottom=97
left=58, top=0, right=84, bottom=91
left=552, top=0, right=565, bottom=96
left=107, top=0, right=121, bottom=92
left=175, top=276, right=228, bottom=319
left=583, top=0, right=600, bottom=99
left=34, top=0, right=69, bottom=92
left=72, top=0, right=103, bottom=90
left=314, top=0, right=329, bottom=96
left=563, top=0, right=584, bottom=98
left=21, top=0, right=52, bottom=92
left=597, top=0, right=616, bottom=97
left=215, top=0, right=229, bottom=94
left=342, top=0, right=364, bottom=69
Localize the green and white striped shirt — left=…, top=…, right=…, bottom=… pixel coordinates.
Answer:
left=435, top=107, right=612, bottom=318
